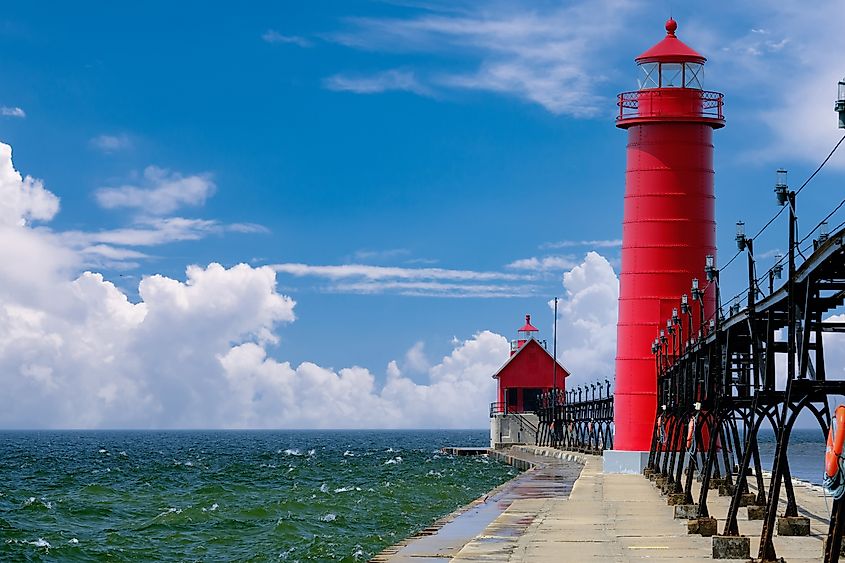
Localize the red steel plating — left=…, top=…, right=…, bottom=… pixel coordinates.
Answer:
left=614, top=19, right=724, bottom=451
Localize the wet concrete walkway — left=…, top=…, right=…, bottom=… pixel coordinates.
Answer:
left=371, top=448, right=582, bottom=562
left=375, top=447, right=840, bottom=562
left=452, top=450, right=835, bottom=562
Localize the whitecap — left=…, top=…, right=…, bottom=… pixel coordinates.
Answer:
left=98, top=449, right=107, bottom=454
left=23, top=497, right=36, bottom=507
left=283, top=449, right=302, bottom=456
left=343, top=450, right=355, bottom=457
left=68, top=538, right=79, bottom=545
left=31, top=538, right=50, bottom=548
left=320, top=484, right=330, bottom=494
left=156, top=507, right=182, bottom=518
left=384, top=456, right=403, bottom=465
left=320, top=513, right=337, bottom=522
left=334, top=486, right=354, bottom=493
left=119, top=451, right=128, bottom=457
left=184, top=461, right=194, bottom=467
left=307, top=449, right=316, bottom=456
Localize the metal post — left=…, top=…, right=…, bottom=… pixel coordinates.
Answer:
left=788, top=191, right=796, bottom=381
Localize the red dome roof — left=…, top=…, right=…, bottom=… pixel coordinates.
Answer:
left=635, top=18, right=706, bottom=64
left=519, top=314, right=539, bottom=333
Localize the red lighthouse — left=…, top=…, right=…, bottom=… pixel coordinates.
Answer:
left=493, top=315, right=569, bottom=414
left=613, top=19, right=724, bottom=457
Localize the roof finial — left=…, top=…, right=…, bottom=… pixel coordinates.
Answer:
left=665, top=17, right=677, bottom=37
left=526, top=314, right=531, bottom=324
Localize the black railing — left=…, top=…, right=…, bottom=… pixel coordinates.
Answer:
left=644, top=222, right=845, bottom=562
left=536, top=382, right=614, bottom=454
left=617, top=89, right=724, bottom=121
left=489, top=401, right=538, bottom=437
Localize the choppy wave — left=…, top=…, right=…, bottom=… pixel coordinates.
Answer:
left=0, top=429, right=513, bottom=561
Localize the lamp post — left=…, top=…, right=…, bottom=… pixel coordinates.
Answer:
left=769, top=254, right=784, bottom=294
left=691, top=278, right=704, bottom=337
left=775, top=169, right=796, bottom=381
left=672, top=307, right=682, bottom=356
left=667, top=318, right=676, bottom=361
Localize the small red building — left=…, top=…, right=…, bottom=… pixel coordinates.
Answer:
left=492, top=314, right=569, bottom=413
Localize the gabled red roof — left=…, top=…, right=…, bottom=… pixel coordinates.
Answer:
left=636, top=18, right=706, bottom=64
left=518, top=314, right=538, bottom=333
left=492, top=338, right=569, bottom=379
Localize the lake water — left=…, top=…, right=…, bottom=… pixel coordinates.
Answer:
left=0, top=430, right=515, bottom=561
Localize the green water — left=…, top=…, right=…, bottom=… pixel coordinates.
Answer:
left=0, top=430, right=514, bottom=561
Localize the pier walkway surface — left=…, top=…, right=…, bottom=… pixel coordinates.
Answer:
left=373, top=446, right=838, bottom=562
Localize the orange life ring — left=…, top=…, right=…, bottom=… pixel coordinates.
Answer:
left=825, top=405, right=845, bottom=478
left=686, top=417, right=696, bottom=449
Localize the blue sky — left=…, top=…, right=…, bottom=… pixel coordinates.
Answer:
left=0, top=1, right=843, bottom=428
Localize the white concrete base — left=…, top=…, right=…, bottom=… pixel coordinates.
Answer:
left=602, top=450, right=650, bottom=474
left=489, top=413, right=539, bottom=449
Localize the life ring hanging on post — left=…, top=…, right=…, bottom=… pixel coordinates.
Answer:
left=686, top=415, right=696, bottom=451
left=823, top=405, right=845, bottom=499
left=657, top=414, right=666, bottom=446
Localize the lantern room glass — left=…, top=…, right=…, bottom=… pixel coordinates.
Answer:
left=638, top=63, right=658, bottom=89
left=661, top=63, right=683, bottom=87
left=684, top=63, right=703, bottom=89
left=636, top=62, right=704, bottom=90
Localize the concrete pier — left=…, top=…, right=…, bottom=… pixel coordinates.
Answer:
left=372, top=447, right=838, bottom=562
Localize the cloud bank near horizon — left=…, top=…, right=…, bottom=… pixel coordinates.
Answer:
left=0, top=140, right=630, bottom=429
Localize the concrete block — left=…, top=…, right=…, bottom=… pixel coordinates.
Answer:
left=688, top=516, right=718, bottom=537
left=654, top=476, right=668, bottom=489
left=718, top=483, right=734, bottom=496
left=661, top=481, right=680, bottom=495
left=674, top=504, right=698, bottom=519
left=738, top=492, right=756, bottom=507
left=746, top=505, right=766, bottom=520
left=709, top=478, right=723, bottom=490
left=777, top=515, right=810, bottom=536
left=602, top=450, right=650, bottom=474
left=643, top=468, right=653, bottom=478
left=667, top=493, right=687, bottom=505
left=712, top=535, right=750, bottom=559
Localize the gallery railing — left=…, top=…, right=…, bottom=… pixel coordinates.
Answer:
left=536, top=381, right=613, bottom=454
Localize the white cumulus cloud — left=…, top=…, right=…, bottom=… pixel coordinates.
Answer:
left=0, top=140, right=511, bottom=428
left=551, top=251, right=619, bottom=389
left=90, top=134, right=132, bottom=153
left=95, top=166, right=216, bottom=214
left=0, top=106, right=26, bottom=118
left=0, top=143, right=59, bottom=227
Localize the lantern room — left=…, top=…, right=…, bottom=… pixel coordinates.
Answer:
left=635, top=18, right=705, bottom=90
left=617, top=18, right=724, bottom=128
left=492, top=314, right=569, bottom=414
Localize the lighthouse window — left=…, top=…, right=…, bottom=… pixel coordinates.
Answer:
left=660, top=63, right=683, bottom=87
left=684, top=63, right=703, bottom=89
left=638, top=62, right=658, bottom=89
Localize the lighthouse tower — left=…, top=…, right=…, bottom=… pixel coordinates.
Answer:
left=609, top=19, right=724, bottom=469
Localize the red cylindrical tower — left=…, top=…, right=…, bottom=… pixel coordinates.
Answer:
left=614, top=18, right=724, bottom=452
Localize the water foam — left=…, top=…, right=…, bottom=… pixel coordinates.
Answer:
left=320, top=513, right=337, bottom=522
